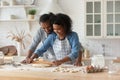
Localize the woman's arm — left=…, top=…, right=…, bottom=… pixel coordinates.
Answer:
left=67, top=32, right=81, bottom=61
left=74, top=43, right=84, bottom=66
left=34, top=33, right=55, bottom=57
left=74, top=50, right=82, bottom=66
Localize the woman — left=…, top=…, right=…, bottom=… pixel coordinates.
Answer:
left=28, top=13, right=82, bottom=66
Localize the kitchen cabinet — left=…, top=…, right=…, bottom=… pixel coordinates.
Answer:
left=85, top=0, right=120, bottom=38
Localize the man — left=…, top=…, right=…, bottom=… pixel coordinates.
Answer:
left=22, top=13, right=56, bottom=63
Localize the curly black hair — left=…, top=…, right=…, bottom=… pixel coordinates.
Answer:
left=52, top=13, right=72, bottom=35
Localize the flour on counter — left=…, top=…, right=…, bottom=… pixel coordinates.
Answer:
left=0, top=63, right=55, bottom=72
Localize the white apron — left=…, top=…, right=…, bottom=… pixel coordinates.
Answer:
left=53, top=37, right=72, bottom=64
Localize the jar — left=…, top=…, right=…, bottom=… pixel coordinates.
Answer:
left=0, top=51, right=4, bottom=65
left=108, top=62, right=120, bottom=74
left=91, top=55, right=105, bottom=68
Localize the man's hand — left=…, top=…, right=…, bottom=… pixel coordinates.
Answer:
left=21, top=57, right=33, bottom=64
left=21, top=53, right=38, bottom=64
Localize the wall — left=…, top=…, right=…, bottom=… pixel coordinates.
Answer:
left=0, top=0, right=120, bottom=57
left=58, top=0, right=120, bottom=57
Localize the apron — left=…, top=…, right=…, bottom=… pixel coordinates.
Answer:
left=53, top=37, right=72, bottom=64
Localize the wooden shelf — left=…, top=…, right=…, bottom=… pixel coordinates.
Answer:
left=0, top=19, right=37, bottom=22
left=0, top=5, right=36, bottom=8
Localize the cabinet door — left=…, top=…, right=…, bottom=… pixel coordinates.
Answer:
left=106, top=1, right=120, bottom=38
left=85, top=1, right=102, bottom=38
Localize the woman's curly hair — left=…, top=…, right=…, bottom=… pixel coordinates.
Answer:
left=52, top=13, right=73, bottom=35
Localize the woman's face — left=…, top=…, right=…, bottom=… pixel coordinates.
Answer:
left=40, top=22, right=52, bottom=34
left=53, top=24, right=65, bottom=37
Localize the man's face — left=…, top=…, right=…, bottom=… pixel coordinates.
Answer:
left=40, top=22, right=52, bottom=34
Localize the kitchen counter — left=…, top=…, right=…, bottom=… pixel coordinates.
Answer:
left=0, top=64, right=120, bottom=80
left=0, top=69, right=120, bottom=80
left=0, top=56, right=119, bottom=80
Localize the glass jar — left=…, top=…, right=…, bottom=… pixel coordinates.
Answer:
left=91, top=55, right=105, bottom=68
left=108, top=62, right=120, bottom=74
left=0, top=51, right=4, bottom=65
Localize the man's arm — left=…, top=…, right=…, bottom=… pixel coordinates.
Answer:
left=21, top=28, right=43, bottom=63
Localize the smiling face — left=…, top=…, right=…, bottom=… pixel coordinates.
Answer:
left=53, top=24, right=66, bottom=40
left=40, top=21, right=52, bottom=34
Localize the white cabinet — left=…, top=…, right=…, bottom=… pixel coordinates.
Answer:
left=85, top=0, right=120, bottom=38
left=105, top=0, right=120, bottom=38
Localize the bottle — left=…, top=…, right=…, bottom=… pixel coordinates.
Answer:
left=0, top=51, right=4, bottom=65
left=84, top=49, right=90, bottom=58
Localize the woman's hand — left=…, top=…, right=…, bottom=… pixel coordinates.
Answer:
left=52, top=60, right=63, bottom=66
left=74, top=51, right=83, bottom=66
left=52, top=57, right=71, bottom=66
left=74, top=58, right=82, bottom=66
left=26, top=58, right=33, bottom=63
left=74, top=61, right=82, bottom=66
